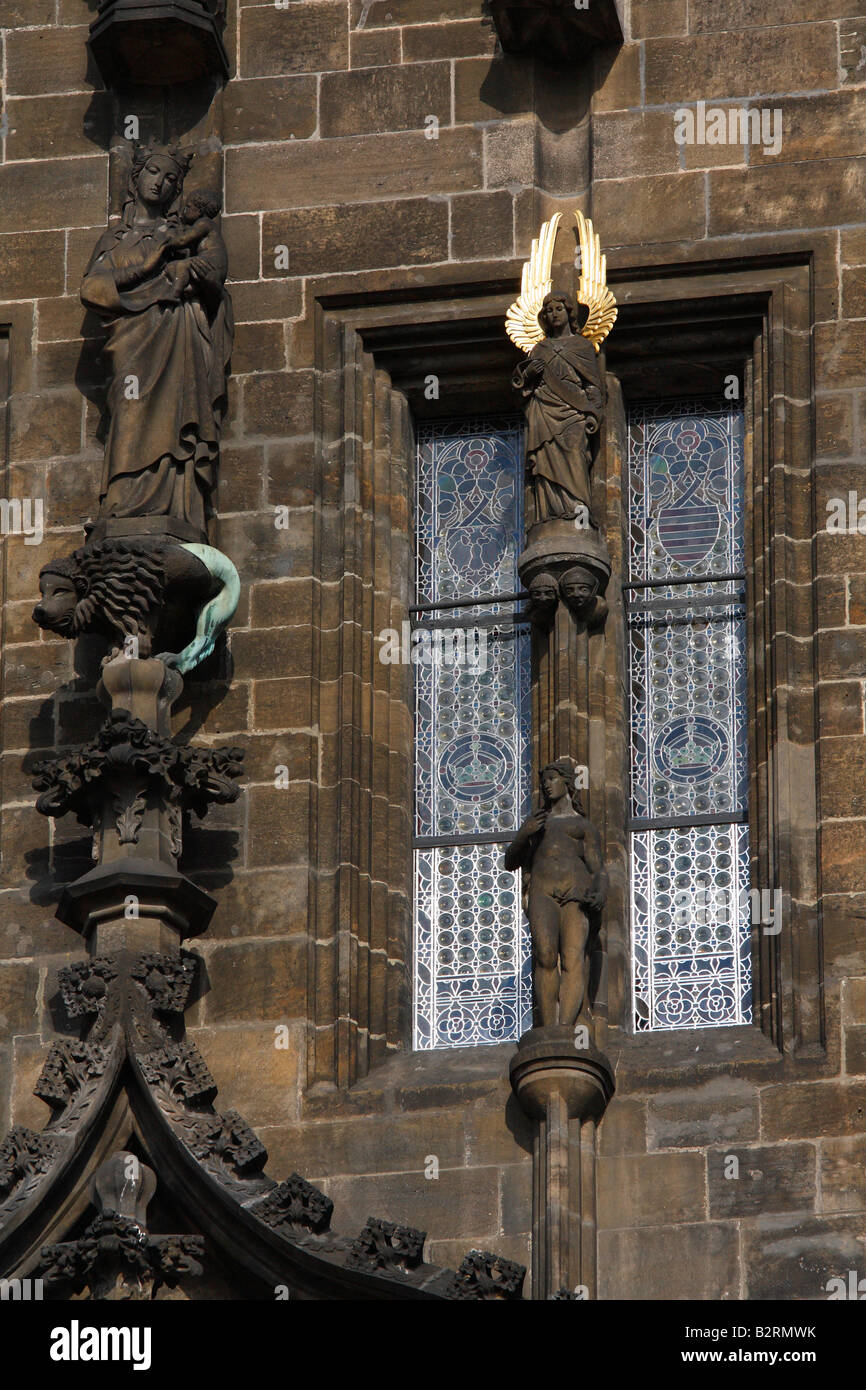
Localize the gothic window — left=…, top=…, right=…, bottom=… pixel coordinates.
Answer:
left=412, top=419, right=532, bottom=1049
left=626, top=400, right=752, bottom=1032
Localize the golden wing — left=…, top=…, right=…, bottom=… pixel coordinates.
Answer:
left=575, top=210, right=617, bottom=353
left=505, top=212, right=561, bottom=352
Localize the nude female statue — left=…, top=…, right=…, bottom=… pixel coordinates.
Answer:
left=505, top=759, right=608, bottom=1029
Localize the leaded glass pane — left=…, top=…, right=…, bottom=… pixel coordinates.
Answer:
left=413, top=420, right=532, bottom=1050
left=627, top=401, right=752, bottom=1032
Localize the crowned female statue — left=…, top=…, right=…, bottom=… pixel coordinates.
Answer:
left=81, top=145, right=233, bottom=537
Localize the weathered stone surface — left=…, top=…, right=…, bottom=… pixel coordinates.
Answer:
left=247, top=783, right=311, bottom=868
left=188, top=1024, right=301, bottom=1127
left=226, top=130, right=482, bottom=213
left=743, top=1214, right=866, bottom=1300
left=761, top=1079, right=866, bottom=1142
left=710, top=160, right=866, bottom=237
left=630, top=0, right=687, bottom=38
left=450, top=191, right=513, bottom=261
left=323, top=1166, right=500, bottom=1243
left=708, top=1144, right=816, bottom=1218
left=644, top=25, right=837, bottom=104
left=5, top=25, right=96, bottom=96
left=202, top=938, right=308, bottom=1024
left=262, top=200, right=449, bottom=276
left=0, top=962, right=41, bottom=1036
left=0, top=158, right=105, bottom=235
left=454, top=54, right=534, bottom=122
left=239, top=3, right=349, bottom=78
left=223, top=76, right=318, bottom=145
left=599, top=1097, right=647, bottom=1155
left=594, top=43, right=642, bottom=113
left=0, top=232, right=66, bottom=303
left=598, top=1152, right=707, bottom=1228
left=647, top=1078, right=760, bottom=1149
left=599, top=1223, right=740, bottom=1300
left=402, top=18, right=497, bottom=61
left=819, top=1136, right=866, bottom=1214
left=4, top=93, right=111, bottom=162
left=261, top=1110, right=466, bottom=1178
left=349, top=26, right=401, bottom=69
left=320, top=63, right=451, bottom=137
left=595, top=172, right=706, bottom=247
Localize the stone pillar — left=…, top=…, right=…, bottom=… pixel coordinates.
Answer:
left=510, top=1026, right=613, bottom=1299
left=49, top=655, right=219, bottom=955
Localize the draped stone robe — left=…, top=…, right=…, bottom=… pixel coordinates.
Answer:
left=81, top=216, right=233, bottom=536
left=513, top=331, right=604, bottom=528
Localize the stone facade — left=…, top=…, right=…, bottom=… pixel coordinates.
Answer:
left=0, top=0, right=863, bottom=1300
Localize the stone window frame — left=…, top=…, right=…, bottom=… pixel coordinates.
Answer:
left=304, top=252, right=821, bottom=1091
left=604, top=255, right=822, bottom=1080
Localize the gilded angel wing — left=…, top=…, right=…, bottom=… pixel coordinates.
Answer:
left=575, top=210, right=617, bottom=353
left=505, top=212, right=561, bottom=352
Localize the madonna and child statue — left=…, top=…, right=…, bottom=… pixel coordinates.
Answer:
left=81, top=143, right=233, bottom=541
left=30, top=144, right=240, bottom=678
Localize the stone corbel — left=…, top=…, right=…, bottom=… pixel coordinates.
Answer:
left=88, top=1, right=230, bottom=88
left=488, top=0, right=624, bottom=63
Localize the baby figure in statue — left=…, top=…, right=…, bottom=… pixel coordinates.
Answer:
left=505, top=759, right=608, bottom=1031
left=162, top=189, right=226, bottom=296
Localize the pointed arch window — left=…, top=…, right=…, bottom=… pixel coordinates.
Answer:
left=626, top=400, right=752, bottom=1031
left=412, top=418, right=532, bottom=1049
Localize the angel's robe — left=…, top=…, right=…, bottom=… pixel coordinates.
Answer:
left=513, top=331, right=604, bottom=527
left=80, top=214, right=233, bottom=536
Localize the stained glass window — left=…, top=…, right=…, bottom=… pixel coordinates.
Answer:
left=413, top=419, right=532, bottom=1049
left=627, top=401, right=752, bottom=1031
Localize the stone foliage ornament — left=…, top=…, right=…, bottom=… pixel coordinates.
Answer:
left=32, top=710, right=243, bottom=829
left=506, top=212, right=616, bottom=616
left=0, top=90, right=529, bottom=1301
left=448, top=1249, right=526, bottom=1300
left=347, top=1218, right=427, bottom=1275
left=36, top=1153, right=204, bottom=1300
left=251, top=1174, right=334, bottom=1235
left=0, top=942, right=525, bottom=1299
left=505, top=758, right=608, bottom=1029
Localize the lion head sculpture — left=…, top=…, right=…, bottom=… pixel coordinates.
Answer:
left=33, top=541, right=166, bottom=659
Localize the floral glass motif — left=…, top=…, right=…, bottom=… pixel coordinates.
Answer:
left=413, top=420, right=532, bottom=1050
left=627, top=402, right=752, bottom=1031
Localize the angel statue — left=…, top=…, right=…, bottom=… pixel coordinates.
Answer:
left=504, top=758, right=608, bottom=1029
left=506, top=212, right=616, bottom=531
left=80, top=144, right=233, bottom=538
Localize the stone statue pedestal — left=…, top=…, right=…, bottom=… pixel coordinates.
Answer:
left=510, top=1026, right=614, bottom=1299
left=518, top=518, right=611, bottom=596
left=86, top=516, right=206, bottom=545
left=54, top=654, right=217, bottom=954
left=57, top=855, right=216, bottom=953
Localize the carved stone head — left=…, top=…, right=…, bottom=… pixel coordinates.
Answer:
left=559, top=564, right=599, bottom=615
left=33, top=559, right=86, bottom=637
left=528, top=570, right=559, bottom=619
left=124, top=144, right=193, bottom=224
left=538, top=291, right=586, bottom=337
left=32, top=543, right=166, bottom=657
left=181, top=187, right=221, bottom=223
left=540, top=758, right=585, bottom=814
